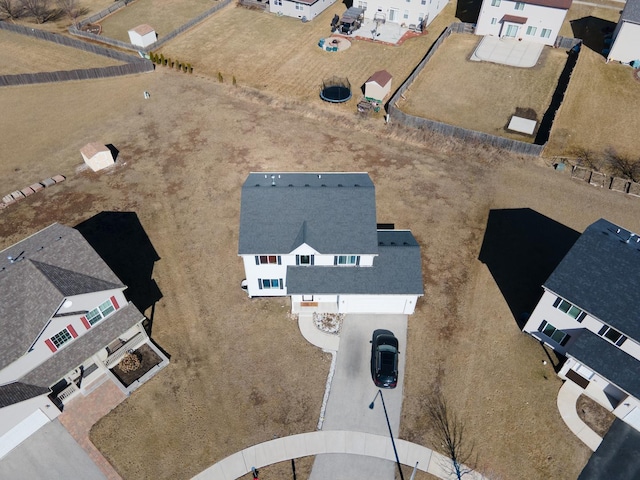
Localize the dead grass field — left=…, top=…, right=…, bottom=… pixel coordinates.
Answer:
left=158, top=2, right=458, bottom=108
left=547, top=4, right=640, bottom=158
left=398, top=33, right=568, bottom=142
left=0, top=30, right=124, bottom=74
left=98, top=0, right=218, bottom=43
left=5, top=67, right=640, bottom=479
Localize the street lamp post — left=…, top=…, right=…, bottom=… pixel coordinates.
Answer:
left=369, top=390, right=405, bottom=480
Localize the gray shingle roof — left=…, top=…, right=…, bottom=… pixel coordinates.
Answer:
left=544, top=218, right=640, bottom=341
left=0, top=223, right=125, bottom=370
left=287, top=230, right=424, bottom=295
left=621, top=0, right=640, bottom=24
left=238, top=173, right=378, bottom=255
left=0, top=382, right=50, bottom=408
left=567, top=330, right=640, bottom=400
left=20, top=302, right=144, bottom=388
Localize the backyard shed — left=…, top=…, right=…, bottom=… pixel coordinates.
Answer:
left=81, top=143, right=114, bottom=172
left=128, top=24, right=156, bottom=48
left=364, top=70, right=393, bottom=102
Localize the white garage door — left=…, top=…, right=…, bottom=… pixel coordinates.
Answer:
left=0, top=409, right=49, bottom=459
left=341, top=296, right=408, bottom=314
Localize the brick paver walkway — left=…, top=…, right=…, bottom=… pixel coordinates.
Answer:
left=58, top=378, right=126, bottom=480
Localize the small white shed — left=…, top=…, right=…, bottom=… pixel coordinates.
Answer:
left=128, top=24, right=156, bottom=48
left=364, top=70, right=393, bottom=102
left=81, top=143, right=114, bottom=172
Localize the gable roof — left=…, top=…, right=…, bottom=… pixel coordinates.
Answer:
left=366, top=70, right=392, bottom=87
left=130, top=24, right=155, bottom=36
left=621, top=0, right=640, bottom=24
left=567, top=330, right=640, bottom=400
left=0, top=382, right=50, bottom=408
left=544, top=218, right=640, bottom=341
left=0, top=224, right=124, bottom=370
left=238, top=173, right=378, bottom=255
left=287, top=230, right=424, bottom=295
left=80, top=142, right=109, bottom=159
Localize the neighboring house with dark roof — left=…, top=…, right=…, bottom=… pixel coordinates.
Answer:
left=238, top=173, right=424, bottom=314
left=523, top=218, right=640, bottom=432
left=0, top=223, right=168, bottom=459
left=475, top=0, right=572, bottom=45
left=578, top=419, right=640, bottom=479
left=269, top=0, right=337, bottom=21
left=607, top=0, right=640, bottom=64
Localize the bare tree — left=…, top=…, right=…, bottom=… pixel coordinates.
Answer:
left=425, top=389, right=478, bottom=480
left=571, top=146, right=602, bottom=172
left=20, top=0, right=52, bottom=23
left=604, top=147, right=640, bottom=182
left=0, top=0, right=25, bottom=21
left=56, top=0, right=84, bottom=27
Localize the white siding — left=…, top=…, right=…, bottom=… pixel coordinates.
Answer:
left=339, top=295, right=417, bottom=314
left=475, top=0, right=567, bottom=45
left=362, top=0, right=447, bottom=27
left=608, top=22, right=640, bottom=63
left=270, top=0, right=337, bottom=20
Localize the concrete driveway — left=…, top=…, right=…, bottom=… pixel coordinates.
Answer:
left=310, top=314, right=408, bottom=480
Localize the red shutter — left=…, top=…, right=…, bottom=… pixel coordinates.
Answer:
left=110, top=295, right=120, bottom=309
left=67, top=324, right=78, bottom=338
left=45, top=339, right=57, bottom=352
left=81, top=316, right=91, bottom=329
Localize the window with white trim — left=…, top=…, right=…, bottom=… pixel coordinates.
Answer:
left=541, top=28, right=551, bottom=38
left=491, top=17, right=497, bottom=24
left=539, top=320, right=570, bottom=346
left=404, top=9, right=409, bottom=18
left=491, top=0, right=500, bottom=6
left=295, top=3, right=304, bottom=10
left=553, top=297, right=587, bottom=322
left=335, top=255, right=359, bottom=265
left=598, top=325, right=626, bottom=346
left=256, top=255, right=281, bottom=265
left=87, top=298, right=117, bottom=326
left=259, top=278, right=283, bottom=289
left=51, top=328, right=73, bottom=348
left=421, top=0, right=426, bottom=5
left=297, top=254, right=313, bottom=265
left=526, top=26, right=536, bottom=35
left=514, top=2, right=524, bottom=9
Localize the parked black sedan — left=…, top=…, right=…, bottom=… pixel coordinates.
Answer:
left=370, top=330, right=399, bottom=389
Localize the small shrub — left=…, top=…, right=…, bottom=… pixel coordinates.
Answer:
left=232, top=75, right=237, bottom=86
left=218, top=71, right=223, bottom=83
left=119, top=352, right=141, bottom=373
left=187, top=63, right=193, bottom=73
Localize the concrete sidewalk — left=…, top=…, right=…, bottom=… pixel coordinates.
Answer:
left=557, top=381, right=603, bottom=451
left=192, top=430, right=486, bottom=480
left=298, top=313, right=340, bottom=351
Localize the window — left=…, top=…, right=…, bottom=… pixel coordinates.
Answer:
left=421, top=0, right=426, bottom=4
left=505, top=24, right=518, bottom=37
left=553, top=298, right=586, bottom=321
left=295, top=2, right=304, bottom=10
left=51, top=329, right=72, bottom=348
left=598, top=325, right=626, bottom=346
left=491, top=0, right=500, bottom=6
left=297, top=255, right=313, bottom=265
left=256, top=255, right=280, bottom=265
left=275, top=0, right=282, bottom=5
left=259, top=278, right=283, bottom=289
left=335, top=255, right=359, bottom=265
left=404, top=9, right=409, bottom=19
left=539, top=320, right=570, bottom=346
left=86, top=298, right=118, bottom=326
left=491, top=17, right=497, bottom=24
left=514, top=1, right=524, bottom=9
left=358, top=1, right=367, bottom=8
left=541, top=28, right=551, bottom=38
left=526, top=26, right=537, bottom=35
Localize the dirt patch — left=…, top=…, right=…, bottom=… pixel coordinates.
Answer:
left=577, top=394, right=616, bottom=438
left=110, top=344, right=162, bottom=387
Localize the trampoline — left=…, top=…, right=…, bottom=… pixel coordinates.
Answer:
left=320, top=76, right=352, bottom=103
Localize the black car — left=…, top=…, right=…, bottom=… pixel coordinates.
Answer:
left=370, top=330, right=399, bottom=389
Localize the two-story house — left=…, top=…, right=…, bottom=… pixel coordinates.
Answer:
left=0, top=223, right=167, bottom=458
left=355, top=0, right=448, bottom=30
left=475, top=0, right=572, bottom=46
left=269, top=0, right=338, bottom=21
left=523, top=218, right=640, bottom=431
left=606, top=0, right=640, bottom=64
left=238, top=172, right=424, bottom=314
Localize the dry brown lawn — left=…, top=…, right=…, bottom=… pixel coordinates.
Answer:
left=98, top=0, right=218, bottom=43
left=0, top=30, right=124, bottom=74
left=398, top=33, right=567, bottom=142
left=158, top=1, right=459, bottom=108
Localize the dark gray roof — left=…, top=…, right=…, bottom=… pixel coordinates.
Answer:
left=238, top=173, right=378, bottom=255
left=287, top=230, right=424, bottom=295
left=0, top=223, right=125, bottom=370
left=544, top=218, right=640, bottom=341
left=578, top=419, right=640, bottom=480
left=621, top=0, right=640, bottom=24
left=0, top=382, right=50, bottom=408
left=567, top=330, right=640, bottom=400
left=20, top=302, right=144, bottom=388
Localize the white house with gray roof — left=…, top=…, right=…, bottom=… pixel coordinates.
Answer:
left=269, top=0, right=337, bottom=21
left=523, top=219, right=640, bottom=432
left=238, top=173, right=424, bottom=314
left=607, top=0, right=640, bottom=64
left=0, top=223, right=167, bottom=458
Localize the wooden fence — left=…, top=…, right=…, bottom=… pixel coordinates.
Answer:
left=0, top=22, right=152, bottom=86
left=388, top=22, right=551, bottom=156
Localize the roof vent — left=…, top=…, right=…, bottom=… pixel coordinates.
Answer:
left=321, top=184, right=326, bottom=187
left=288, top=184, right=294, bottom=187
left=305, top=184, right=310, bottom=187
left=354, top=184, right=360, bottom=187
left=338, top=184, right=343, bottom=187
left=318, top=174, right=322, bottom=179
left=255, top=184, right=260, bottom=187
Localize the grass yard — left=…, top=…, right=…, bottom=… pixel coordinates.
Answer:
left=547, top=4, right=640, bottom=158
left=3, top=68, right=637, bottom=479
left=0, top=30, right=124, bottom=74
left=98, top=0, right=223, bottom=43
left=158, top=1, right=459, bottom=108
left=397, top=33, right=568, bottom=142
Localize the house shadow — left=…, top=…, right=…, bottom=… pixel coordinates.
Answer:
left=456, top=0, right=483, bottom=24
left=570, top=16, right=618, bottom=55
left=478, top=209, right=580, bottom=329
left=75, top=212, right=163, bottom=335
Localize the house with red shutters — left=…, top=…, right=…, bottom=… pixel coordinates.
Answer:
left=0, top=223, right=167, bottom=459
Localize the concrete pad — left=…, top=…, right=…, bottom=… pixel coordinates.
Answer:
left=471, top=36, right=544, bottom=67
left=508, top=116, right=537, bottom=134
